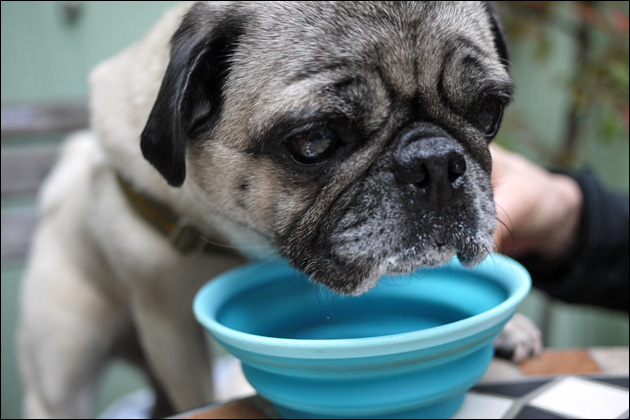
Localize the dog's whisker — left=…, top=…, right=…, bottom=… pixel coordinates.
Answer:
left=495, top=203, right=516, bottom=245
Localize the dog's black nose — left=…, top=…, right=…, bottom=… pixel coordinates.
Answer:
left=394, top=136, right=466, bottom=210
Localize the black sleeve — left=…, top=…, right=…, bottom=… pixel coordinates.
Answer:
left=515, top=169, right=629, bottom=313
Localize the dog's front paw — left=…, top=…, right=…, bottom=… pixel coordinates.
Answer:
left=493, top=313, right=543, bottom=363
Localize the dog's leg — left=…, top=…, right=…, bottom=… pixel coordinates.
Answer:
left=18, top=235, right=126, bottom=418
left=117, top=247, right=246, bottom=414
left=111, top=323, right=176, bottom=418
left=128, top=270, right=214, bottom=414
left=493, top=313, right=543, bottom=362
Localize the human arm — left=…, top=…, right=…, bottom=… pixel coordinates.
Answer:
left=491, top=144, right=629, bottom=312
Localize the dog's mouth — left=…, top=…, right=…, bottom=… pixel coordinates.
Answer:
left=282, top=201, right=495, bottom=296
left=326, top=210, right=494, bottom=295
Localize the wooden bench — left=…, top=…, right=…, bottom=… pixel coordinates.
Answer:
left=1, top=103, right=88, bottom=261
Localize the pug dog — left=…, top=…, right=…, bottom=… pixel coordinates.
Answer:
left=19, top=1, right=541, bottom=418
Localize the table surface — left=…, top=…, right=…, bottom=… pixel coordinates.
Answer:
left=176, top=347, right=629, bottom=419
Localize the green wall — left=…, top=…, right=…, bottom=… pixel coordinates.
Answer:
left=1, top=1, right=180, bottom=103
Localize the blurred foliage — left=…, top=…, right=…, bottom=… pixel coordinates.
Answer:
left=498, top=1, right=629, bottom=166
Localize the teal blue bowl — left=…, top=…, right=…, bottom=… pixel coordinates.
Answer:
left=193, top=254, right=530, bottom=419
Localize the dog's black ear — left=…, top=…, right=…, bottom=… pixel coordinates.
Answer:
left=483, top=2, right=510, bottom=69
left=141, top=4, right=248, bottom=187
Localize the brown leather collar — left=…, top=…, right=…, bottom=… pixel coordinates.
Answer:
left=116, top=173, right=237, bottom=255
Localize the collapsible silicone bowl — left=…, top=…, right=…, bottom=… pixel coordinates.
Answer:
left=194, top=254, right=530, bottom=419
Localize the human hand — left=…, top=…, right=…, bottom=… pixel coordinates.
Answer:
left=491, top=144, right=583, bottom=258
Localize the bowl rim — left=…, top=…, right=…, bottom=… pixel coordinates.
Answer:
left=193, top=254, right=530, bottom=359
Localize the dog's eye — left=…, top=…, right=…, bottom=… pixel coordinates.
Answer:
left=286, top=126, right=340, bottom=164
left=476, top=98, right=504, bottom=139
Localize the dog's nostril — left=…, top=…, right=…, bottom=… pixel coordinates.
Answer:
left=416, top=163, right=429, bottom=188
left=395, top=161, right=431, bottom=187
left=448, top=153, right=466, bottom=184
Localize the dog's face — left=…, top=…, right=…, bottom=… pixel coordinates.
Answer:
left=141, top=1, right=512, bottom=295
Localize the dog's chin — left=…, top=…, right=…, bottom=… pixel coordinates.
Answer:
left=352, top=241, right=492, bottom=295
left=351, top=245, right=459, bottom=295
left=380, top=245, right=458, bottom=276
left=291, top=232, right=493, bottom=296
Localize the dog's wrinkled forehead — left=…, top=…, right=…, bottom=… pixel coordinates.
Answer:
left=221, top=1, right=509, bottom=139
left=141, top=1, right=510, bottom=187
